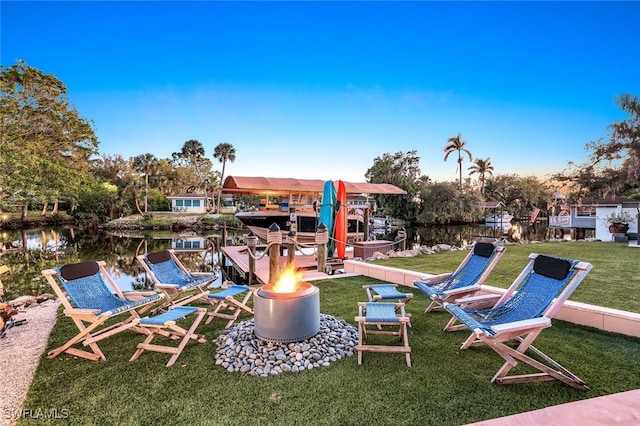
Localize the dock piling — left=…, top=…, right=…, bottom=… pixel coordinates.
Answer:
left=247, top=231, right=258, bottom=285
left=316, top=223, right=328, bottom=273
left=268, top=223, right=282, bottom=284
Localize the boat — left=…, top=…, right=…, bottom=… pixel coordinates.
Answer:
left=485, top=212, right=514, bottom=224
left=235, top=210, right=365, bottom=244
left=225, top=176, right=406, bottom=245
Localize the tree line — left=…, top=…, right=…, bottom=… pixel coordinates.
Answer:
left=1, top=61, right=638, bottom=227
left=364, top=93, right=639, bottom=224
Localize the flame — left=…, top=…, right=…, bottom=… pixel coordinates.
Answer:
left=272, top=263, right=305, bottom=293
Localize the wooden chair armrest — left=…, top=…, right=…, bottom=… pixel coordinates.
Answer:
left=418, top=272, right=453, bottom=283
left=442, top=285, right=480, bottom=297
left=63, top=308, right=102, bottom=321
left=455, top=293, right=501, bottom=309
left=121, top=291, right=161, bottom=302
left=190, top=272, right=215, bottom=278
left=155, top=283, right=180, bottom=290
left=490, top=317, right=551, bottom=335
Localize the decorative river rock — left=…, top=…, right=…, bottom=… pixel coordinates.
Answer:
left=214, top=314, right=358, bottom=376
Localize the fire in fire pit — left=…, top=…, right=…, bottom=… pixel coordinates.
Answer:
left=253, top=264, right=320, bottom=343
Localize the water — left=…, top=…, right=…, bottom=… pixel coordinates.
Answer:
left=378, top=221, right=549, bottom=249
left=0, top=221, right=547, bottom=298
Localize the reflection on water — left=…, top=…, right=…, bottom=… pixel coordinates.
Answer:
left=0, top=222, right=548, bottom=298
left=400, top=221, right=549, bottom=249
left=0, top=227, right=236, bottom=298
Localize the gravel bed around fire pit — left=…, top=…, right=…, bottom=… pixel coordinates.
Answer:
left=214, top=314, right=358, bottom=376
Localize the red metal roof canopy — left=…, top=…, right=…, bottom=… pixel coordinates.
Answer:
left=222, top=176, right=406, bottom=195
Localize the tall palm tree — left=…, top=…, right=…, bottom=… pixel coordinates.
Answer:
left=132, top=153, right=158, bottom=214
left=444, top=133, right=473, bottom=189
left=179, top=139, right=210, bottom=209
left=213, top=142, right=236, bottom=212
left=180, top=139, right=205, bottom=176
left=468, top=157, right=494, bottom=195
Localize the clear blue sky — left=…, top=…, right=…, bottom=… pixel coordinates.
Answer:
left=2, top=1, right=639, bottom=183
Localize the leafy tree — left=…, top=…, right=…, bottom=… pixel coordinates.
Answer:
left=213, top=142, right=236, bottom=212
left=482, top=174, right=551, bottom=216
left=444, top=133, right=473, bottom=190
left=588, top=93, right=640, bottom=183
left=514, top=176, right=553, bottom=212
left=0, top=60, right=98, bottom=219
left=484, top=174, right=523, bottom=209
left=365, top=150, right=421, bottom=222
left=91, top=154, right=132, bottom=188
left=73, top=181, right=120, bottom=225
left=553, top=93, right=639, bottom=199
left=415, top=181, right=484, bottom=224
left=468, top=157, right=494, bottom=195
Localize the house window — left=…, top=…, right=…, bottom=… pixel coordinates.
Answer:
left=184, top=200, right=192, bottom=207
left=175, top=200, right=184, bottom=207
left=193, top=200, right=201, bottom=207
left=176, top=240, right=202, bottom=249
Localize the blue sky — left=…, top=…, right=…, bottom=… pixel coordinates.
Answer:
left=2, top=1, right=639, bottom=183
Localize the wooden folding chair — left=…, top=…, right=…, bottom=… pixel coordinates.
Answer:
left=136, top=249, right=218, bottom=311
left=130, top=306, right=207, bottom=367
left=414, top=241, right=505, bottom=318
left=444, top=253, right=593, bottom=389
left=42, top=261, right=164, bottom=361
left=355, top=302, right=411, bottom=367
left=204, top=284, right=255, bottom=329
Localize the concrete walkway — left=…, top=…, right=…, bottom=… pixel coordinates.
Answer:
left=466, top=389, right=640, bottom=425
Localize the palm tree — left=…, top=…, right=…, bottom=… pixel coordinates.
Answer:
left=468, top=157, right=494, bottom=195
left=213, top=142, right=236, bottom=212
left=180, top=139, right=205, bottom=176
left=179, top=139, right=211, bottom=209
left=444, top=133, right=473, bottom=189
left=132, top=153, right=158, bottom=214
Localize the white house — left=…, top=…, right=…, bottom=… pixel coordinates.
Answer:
left=167, top=193, right=237, bottom=214
left=548, top=196, right=639, bottom=242
left=167, top=193, right=211, bottom=214
left=593, top=196, right=639, bottom=242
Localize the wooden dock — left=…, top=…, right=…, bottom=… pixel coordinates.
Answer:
left=221, top=245, right=348, bottom=284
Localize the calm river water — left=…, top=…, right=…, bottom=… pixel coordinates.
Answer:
left=0, top=221, right=548, bottom=298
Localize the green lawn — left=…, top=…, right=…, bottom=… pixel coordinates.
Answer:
left=19, top=241, right=640, bottom=425
left=375, top=241, right=640, bottom=313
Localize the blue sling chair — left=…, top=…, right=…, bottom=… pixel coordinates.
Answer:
left=42, top=260, right=165, bottom=361
left=138, top=250, right=253, bottom=328
left=413, top=241, right=505, bottom=325
left=137, top=249, right=219, bottom=311
left=444, top=253, right=592, bottom=389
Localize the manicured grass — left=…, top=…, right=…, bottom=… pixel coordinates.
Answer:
left=21, top=243, right=640, bottom=425
left=375, top=241, right=640, bottom=313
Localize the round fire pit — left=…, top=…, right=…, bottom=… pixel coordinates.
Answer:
left=253, top=281, right=320, bottom=343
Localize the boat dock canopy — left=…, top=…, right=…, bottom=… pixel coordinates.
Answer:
left=222, top=176, right=407, bottom=195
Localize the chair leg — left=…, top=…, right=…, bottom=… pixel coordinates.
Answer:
left=401, top=322, right=411, bottom=367
left=205, top=290, right=254, bottom=328
left=425, top=299, right=445, bottom=313
left=165, top=309, right=207, bottom=367
left=48, top=319, right=109, bottom=361
left=357, top=322, right=365, bottom=365
left=476, top=333, right=589, bottom=390
left=443, top=315, right=468, bottom=332
left=130, top=308, right=207, bottom=367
